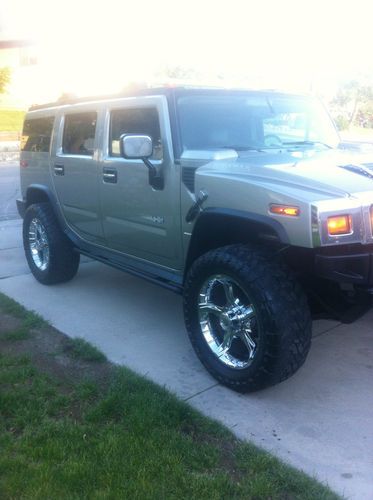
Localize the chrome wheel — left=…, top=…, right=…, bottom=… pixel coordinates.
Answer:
left=28, top=218, right=50, bottom=271
left=198, top=274, right=259, bottom=369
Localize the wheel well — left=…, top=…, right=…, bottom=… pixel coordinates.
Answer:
left=185, top=212, right=286, bottom=274
left=26, top=187, right=50, bottom=208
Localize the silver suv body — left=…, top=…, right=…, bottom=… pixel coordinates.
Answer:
left=18, top=87, right=373, bottom=391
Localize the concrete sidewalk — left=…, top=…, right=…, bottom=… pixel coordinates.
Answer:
left=0, top=219, right=372, bottom=499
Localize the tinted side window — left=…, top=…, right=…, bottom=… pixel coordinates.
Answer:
left=21, top=117, right=54, bottom=152
left=63, top=112, right=97, bottom=155
left=110, top=108, right=163, bottom=160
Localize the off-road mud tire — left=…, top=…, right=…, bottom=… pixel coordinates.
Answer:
left=183, top=244, right=312, bottom=392
left=23, top=203, right=80, bottom=285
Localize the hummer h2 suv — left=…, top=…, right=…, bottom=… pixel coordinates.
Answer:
left=17, top=87, right=373, bottom=392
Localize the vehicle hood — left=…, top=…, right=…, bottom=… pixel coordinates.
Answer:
left=196, top=148, right=373, bottom=199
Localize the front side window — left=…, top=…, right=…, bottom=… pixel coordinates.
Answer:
left=21, top=117, right=54, bottom=152
left=110, top=108, right=163, bottom=160
left=63, top=112, right=97, bottom=156
left=177, top=94, right=340, bottom=152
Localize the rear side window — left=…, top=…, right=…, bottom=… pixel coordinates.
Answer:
left=21, top=117, right=54, bottom=152
left=63, top=112, right=97, bottom=156
left=110, top=108, right=163, bottom=160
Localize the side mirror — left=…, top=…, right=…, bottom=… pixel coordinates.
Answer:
left=119, top=134, right=163, bottom=190
left=120, top=134, right=153, bottom=159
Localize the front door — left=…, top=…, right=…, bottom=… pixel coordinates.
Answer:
left=99, top=96, right=182, bottom=270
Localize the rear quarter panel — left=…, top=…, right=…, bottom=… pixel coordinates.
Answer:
left=20, top=110, right=58, bottom=200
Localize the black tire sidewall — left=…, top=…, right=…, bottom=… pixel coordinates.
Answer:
left=23, top=205, right=51, bottom=281
left=23, top=203, right=79, bottom=285
left=183, top=245, right=311, bottom=391
left=185, top=259, right=276, bottom=384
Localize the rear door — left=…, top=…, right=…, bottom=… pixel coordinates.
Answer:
left=99, top=96, right=182, bottom=270
left=52, top=109, right=104, bottom=244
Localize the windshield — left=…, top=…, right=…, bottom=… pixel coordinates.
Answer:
left=177, top=94, right=340, bottom=152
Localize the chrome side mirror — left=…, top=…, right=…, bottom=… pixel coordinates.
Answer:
left=120, top=134, right=153, bottom=159
left=119, top=134, right=163, bottom=190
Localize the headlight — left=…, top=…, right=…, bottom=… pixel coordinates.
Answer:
left=327, top=215, right=352, bottom=236
left=313, top=199, right=365, bottom=247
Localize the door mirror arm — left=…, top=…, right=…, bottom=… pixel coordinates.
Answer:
left=142, top=157, right=164, bottom=190
left=120, top=134, right=164, bottom=190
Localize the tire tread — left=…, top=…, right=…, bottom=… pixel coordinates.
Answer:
left=23, top=203, right=80, bottom=285
left=183, top=244, right=312, bottom=392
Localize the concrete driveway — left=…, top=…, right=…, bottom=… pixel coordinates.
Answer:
left=0, top=162, right=372, bottom=499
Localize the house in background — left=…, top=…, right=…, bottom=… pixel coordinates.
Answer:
left=0, top=38, right=40, bottom=109
left=0, top=39, right=37, bottom=67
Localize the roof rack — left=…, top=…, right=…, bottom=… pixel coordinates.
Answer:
left=29, top=87, right=156, bottom=111
left=28, top=85, right=298, bottom=111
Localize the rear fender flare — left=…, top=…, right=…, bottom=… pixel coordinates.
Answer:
left=25, top=184, right=66, bottom=230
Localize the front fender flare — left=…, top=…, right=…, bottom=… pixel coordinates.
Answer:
left=184, top=208, right=290, bottom=274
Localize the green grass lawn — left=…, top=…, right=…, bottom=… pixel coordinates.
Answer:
left=0, top=293, right=339, bottom=499
left=0, top=109, right=25, bottom=133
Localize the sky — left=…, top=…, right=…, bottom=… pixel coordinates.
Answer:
left=1, top=0, right=373, bottom=101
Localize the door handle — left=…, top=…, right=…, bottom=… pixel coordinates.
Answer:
left=103, top=168, right=117, bottom=184
left=54, top=164, right=64, bottom=176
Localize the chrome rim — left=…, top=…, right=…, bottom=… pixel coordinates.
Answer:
left=28, top=218, right=50, bottom=271
left=198, top=274, right=259, bottom=369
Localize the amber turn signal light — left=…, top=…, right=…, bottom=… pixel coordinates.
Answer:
left=269, top=204, right=300, bottom=217
left=327, top=215, right=352, bottom=236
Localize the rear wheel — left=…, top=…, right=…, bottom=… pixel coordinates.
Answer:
left=23, top=203, right=80, bottom=285
left=183, top=244, right=312, bottom=392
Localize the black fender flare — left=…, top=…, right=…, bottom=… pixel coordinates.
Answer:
left=185, top=207, right=290, bottom=272
left=25, top=184, right=67, bottom=230
left=201, top=208, right=289, bottom=243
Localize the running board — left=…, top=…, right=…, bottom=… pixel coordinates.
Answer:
left=78, top=249, right=183, bottom=295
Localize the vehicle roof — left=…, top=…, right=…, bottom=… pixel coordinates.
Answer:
left=28, top=86, right=310, bottom=113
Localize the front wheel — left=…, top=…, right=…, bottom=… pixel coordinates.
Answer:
left=183, top=244, right=312, bottom=392
left=23, top=203, right=80, bottom=285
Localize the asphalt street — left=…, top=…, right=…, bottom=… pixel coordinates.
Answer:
left=0, top=161, right=21, bottom=222
left=0, top=161, right=372, bottom=499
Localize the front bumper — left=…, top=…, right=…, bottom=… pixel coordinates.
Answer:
left=315, top=252, right=373, bottom=285
left=16, top=198, right=26, bottom=218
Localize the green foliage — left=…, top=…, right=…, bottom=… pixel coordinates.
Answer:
left=0, top=355, right=339, bottom=500
left=0, top=293, right=46, bottom=344
left=334, top=115, right=350, bottom=131
left=0, top=293, right=46, bottom=329
left=331, top=79, right=373, bottom=129
left=3, top=329, right=31, bottom=341
left=156, top=65, right=200, bottom=80
left=0, top=67, right=11, bottom=93
left=0, top=294, right=339, bottom=499
left=0, top=109, right=25, bottom=132
left=64, top=337, right=107, bottom=362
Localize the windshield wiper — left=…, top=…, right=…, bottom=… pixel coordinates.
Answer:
left=282, top=140, right=332, bottom=149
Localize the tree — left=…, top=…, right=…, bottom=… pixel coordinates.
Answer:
left=332, top=80, right=373, bottom=128
left=155, top=65, right=200, bottom=81
left=0, top=67, right=11, bottom=94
